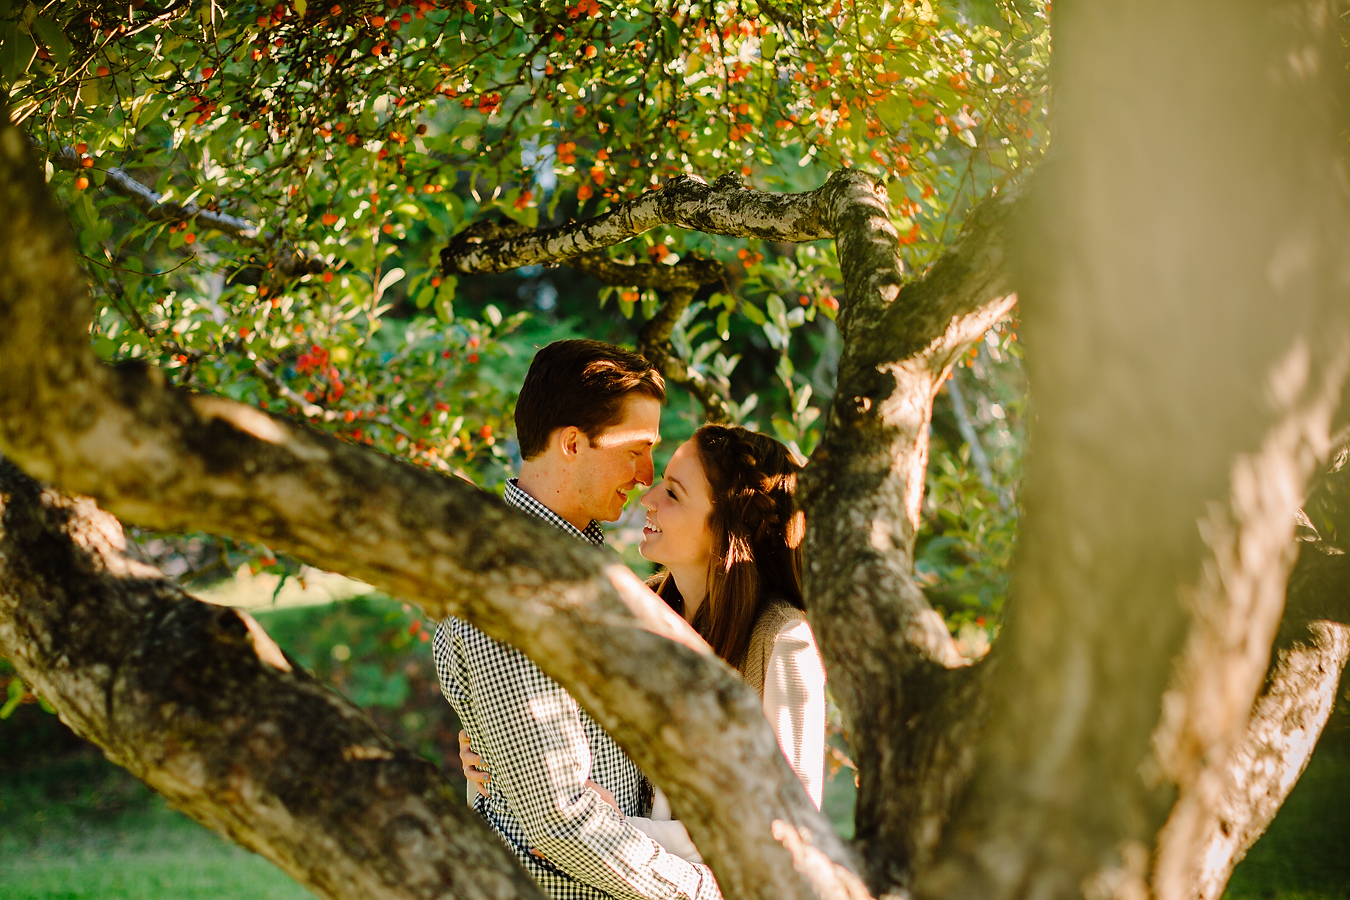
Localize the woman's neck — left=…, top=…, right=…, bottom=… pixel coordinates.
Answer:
left=667, top=563, right=708, bottom=622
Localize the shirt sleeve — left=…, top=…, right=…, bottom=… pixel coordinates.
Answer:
left=443, top=621, right=721, bottom=900
left=761, top=619, right=827, bottom=809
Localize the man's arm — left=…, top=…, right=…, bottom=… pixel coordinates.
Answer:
left=448, top=621, right=721, bottom=900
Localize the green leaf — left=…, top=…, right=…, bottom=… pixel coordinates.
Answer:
left=502, top=7, right=525, bottom=28
left=435, top=296, right=455, bottom=324
left=0, top=675, right=24, bottom=719
left=31, top=16, right=71, bottom=66
left=0, top=27, right=35, bottom=80
left=377, top=267, right=406, bottom=295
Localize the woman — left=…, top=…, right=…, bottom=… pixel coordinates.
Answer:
left=462, top=424, right=827, bottom=862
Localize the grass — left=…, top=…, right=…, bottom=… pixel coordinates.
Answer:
left=0, top=754, right=313, bottom=900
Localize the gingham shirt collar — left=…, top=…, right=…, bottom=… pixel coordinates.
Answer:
left=504, top=478, right=605, bottom=547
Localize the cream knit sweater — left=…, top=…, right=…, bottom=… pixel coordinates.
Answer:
left=629, top=602, right=827, bottom=863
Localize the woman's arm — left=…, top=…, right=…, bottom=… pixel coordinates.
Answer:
left=761, top=619, right=827, bottom=808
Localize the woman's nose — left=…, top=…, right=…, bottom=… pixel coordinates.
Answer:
left=639, top=487, right=657, bottom=510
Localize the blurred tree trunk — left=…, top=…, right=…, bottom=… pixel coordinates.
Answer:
left=915, top=3, right=1350, bottom=900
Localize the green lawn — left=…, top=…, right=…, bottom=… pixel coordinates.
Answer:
left=0, top=755, right=313, bottom=900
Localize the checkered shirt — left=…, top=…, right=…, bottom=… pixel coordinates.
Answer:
left=434, top=479, right=721, bottom=900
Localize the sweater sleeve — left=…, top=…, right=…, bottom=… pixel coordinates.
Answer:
left=761, top=618, right=827, bottom=809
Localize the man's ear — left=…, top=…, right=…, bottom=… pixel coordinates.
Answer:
left=557, top=426, right=584, bottom=459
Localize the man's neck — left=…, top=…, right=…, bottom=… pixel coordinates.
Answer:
left=516, top=464, right=594, bottom=532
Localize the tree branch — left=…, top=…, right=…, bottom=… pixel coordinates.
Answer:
left=1156, top=453, right=1350, bottom=899
left=638, top=286, right=733, bottom=423
left=440, top=171, right=842, bottom=275
left=567, top=251, right=726, bottom=293
left=46, top=143, right=321, bottom=279
left=0, top=459, right=542, bottom=900
left=563, top=253, right=734, bottom=422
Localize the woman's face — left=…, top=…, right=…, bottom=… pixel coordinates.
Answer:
left=638, top=439, right=715, bottom=571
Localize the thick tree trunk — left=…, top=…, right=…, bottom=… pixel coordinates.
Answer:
left=918, top=4, right=1350, bottom=900
left=0, top=459, right=541, bottom=900
left=800, top=181, right=1021, bottom=892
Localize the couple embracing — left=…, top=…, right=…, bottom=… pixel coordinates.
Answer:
left=433, top=339, right=826, bottom=900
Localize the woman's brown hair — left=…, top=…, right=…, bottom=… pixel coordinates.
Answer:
left=653, top=424, right=806, bottom=667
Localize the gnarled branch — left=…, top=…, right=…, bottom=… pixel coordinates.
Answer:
left=565, top=253, right=733, bottom=421
left=440, top=172, right=842, bottom=275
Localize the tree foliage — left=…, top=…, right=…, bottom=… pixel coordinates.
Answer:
left=3, top=0, right=1043, bottom=467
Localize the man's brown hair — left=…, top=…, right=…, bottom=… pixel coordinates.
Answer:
left=515, top=339, right=666, bottom=460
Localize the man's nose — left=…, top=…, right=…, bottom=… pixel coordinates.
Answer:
left=635, top=449, right=654, bottom=486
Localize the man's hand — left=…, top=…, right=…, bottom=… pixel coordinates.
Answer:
left=585, top=779, right=622, bottom=815
left=459, top=729, right=490, bottom=798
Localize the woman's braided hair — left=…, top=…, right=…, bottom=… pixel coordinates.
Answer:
left=654, top=424, right=806, bottom=667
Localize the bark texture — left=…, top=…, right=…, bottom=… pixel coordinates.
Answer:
left=439, top=172, right=837, bottom=276
left=0, top=98, right=864, bottom=900
left=918, top=4, right=1350, bottom=900
left=0, top=459, right=542, bottom=900
left=800, top=178, right=1021, bottom=892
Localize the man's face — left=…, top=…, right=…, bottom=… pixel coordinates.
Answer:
left=573, top=394, right=661, bottom=522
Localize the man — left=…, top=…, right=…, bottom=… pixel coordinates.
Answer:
left=433, top=340, right=721, bottom=900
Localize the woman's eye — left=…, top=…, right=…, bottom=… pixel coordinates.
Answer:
left=666, top=488, right=677, bottom=500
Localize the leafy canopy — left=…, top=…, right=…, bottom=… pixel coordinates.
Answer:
left=2, top=0, right=1044, bottom=621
